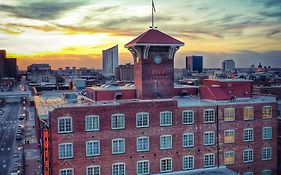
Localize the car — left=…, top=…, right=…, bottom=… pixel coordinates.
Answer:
left=16, top=129, right=23, bottom=135
left=18, top=115, right=24, bottom=120
left=16, top=133, right=22, bottom=140
left=17, top=124, right=24, bottom=129
left=0, top=109, right=4, bottom=115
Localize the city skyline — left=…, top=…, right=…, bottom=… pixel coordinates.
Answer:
left=0, top=0, right=280, bottom=70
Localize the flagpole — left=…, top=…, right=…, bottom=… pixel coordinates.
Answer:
left=152, top=0, right=154, bottom=28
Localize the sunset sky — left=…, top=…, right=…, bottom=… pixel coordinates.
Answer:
left=0, top=0, right=280, bottom=70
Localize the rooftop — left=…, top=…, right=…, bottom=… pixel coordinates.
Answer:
left=209, top=79, right=253, bottom=82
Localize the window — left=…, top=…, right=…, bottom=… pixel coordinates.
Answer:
left=111, top=114, right=125, bottom=129
left=244, top=107, right=254, bottom=120
left=112, top=163, right=125, bottom=175
left=183, top=155, right=194, bottom=170
left=224, top=130, right=235, bottom=143
left=160, top=111, right=172, bottom=126
left=262, top=127, right=272, bottom=140
left=59, top=143, right=73, bottom=159
left=262, top=169, right=272, bottom=175
left=58, top=117, right=72, bottom=133
left=112, top=139, right=125, bottom=154
left=224, top=151, right=235, bottom=165
left=86, top=166, right=100, bottom=175
left=244, top=128, right=254, bottom=142
left=183, top=133, right=194, bottom=147
left=263, top=106, right=272, bottom=119
left=136, top=112, right=149, bottom=128
left=136, top=137, right=149, bottom=152
left=243, top=172, right=253, bottom=175
left=160, top=135, right=172, bottom=149
left=85, top=115, right=99, bottom=131
left=182, top=110, right=194, bottom=124
left=86, top=140, right=100, bottom=156
left=59, top=168, right=73, bottom=175
left=204, top=153, right=215, bottom=168
left=224, top=108, right=235, bottom=121
left=204, top=131, right=215, bottom=145
left=243, top=149, right=253, bottom=163
left=137, top=160, right=149, bottom=175
left=160, top=158, right=172, bottom=173
left=262, top=147, right=272, bottom=160
left=204, top=109, right=215, bottom=123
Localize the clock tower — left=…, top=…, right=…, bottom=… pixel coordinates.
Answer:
left=125, top=29, right=184, bottom=99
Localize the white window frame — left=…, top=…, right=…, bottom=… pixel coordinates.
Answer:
left=112, top=138, right=125, bottom=154
left=224, top=151, right=235, bottom=165
left=224, top=108, right=235, bottom=121
left=243, top=172, right=253, bottom=175
left=243, top=149, right=254, bottom=163
left=111, top=114, right=125, bottom=130
left=203, top=109, right=215, bottom=123
left=86, top=140, right=100, bottom=157
left=160, top=158, right=172, bottom=173
left=244, top=107, right=254, bottom=120
left=204, top=131, right=215, bottom=146
left=160, top=111, right=173, bottom=126
left=58, top=116, right=73, bottom=134
left=262, top=169, right=272, bottom=175
left=112, top=163, right=125, bottom=175
left=263, top=106, right=272, bottom=119
left=58, top=143, right=73, bottom=159
left=136, top=136, right=149, bottom=152
left=262, top=127, right=272, bottom=140
left=85, top=115, right=99, bottom=132
left=59, top=168, right=74, bottom=175
left=204, top=153, right=215, bottom=168
left=262, top=147, right=272, bottom=160
left=182, top=133, right=194, bottom=148
left=137, top=160, right=149, bottom=175
left=136, top=112, right=149, bottom=128
left=86, top=165, right=100, bottom=175
left=182, top=155, right=194, bottom=170
left=244, top=128, right=254, bottom=142
left=224, top=130, right=235, bottom=143
left=160, top=135, right=173, bottom=150
left=182, top=110, right=194, bottom=124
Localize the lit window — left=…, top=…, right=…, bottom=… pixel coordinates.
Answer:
left=262, top=147, right=272, bottom=160
left=160, top=135, right=172, bottom=149
left=160, top=158, right=172, bottom=173
left=136, top=112, right=149, bottom=128
left=243, top=149, right=254, bottom=163
left=224, top=130, right=235, bottom=143
left=112, top=139, right=125, bottom=154
left=59, top=143, right=73, bottom=159
left=85, top=115, right=99, bottom=131
left=137, top=160, right=149, bottom=175
left=136, top=137, right=149, bottom=152
left=183, top=155, right=194, bottom=170
left=204, top=131, right=215, bottom=145
left=243, top=172, right=253, bottom=175
left=244, top=128, right=254, bottom=142
left=244, top=107, right=254, bottom=120
left=224, top=151, right=235, bottom=165
left=204, top=153, right=215, bottom=168
left=224, top=108, right=235, bottom=121
left=203, top=109, right=215, bottom=123
left=86, top=140, right=100, bottom=157
left=111, top=114, right=125, bottom=130
left=263, top=106, right=272, bottom=119
left=58, top=117, right=72, bottom=133
left=183, top=133, right=194, bottom=147
left=262, top=127, right=272, bottom=140
left=160, top=111, right=172, bottom=126
left=262, top=169, right=272, bottom=175
left=59, top=168, right=73, bottom=175
left=182, top=110, right=194, bottom=124
left=86, top=165, right=100, bottom=175
left=112, top=163, right=125, bottom=175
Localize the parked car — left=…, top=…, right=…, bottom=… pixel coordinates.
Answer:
left=18, top=115, right=24, bottom=120
left=16, top=133, right=22, bottom=140
left=0, top=109, right=4, bottom=115
left=16, top=129, right=23, bottom=135
left=17, top=124, right=24, bottom=129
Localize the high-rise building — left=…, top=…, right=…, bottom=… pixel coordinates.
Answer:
left=222, top=59, right=235, bottom=72
left=0, top=50, right=6, bottom=79
left=102, top=45, right=118, bottom=75
left=0, top=50, right=17, bottom=79
left=186, top=55, right=203, bottom=73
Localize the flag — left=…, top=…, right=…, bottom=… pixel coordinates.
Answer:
left=152, top=0, right=156, bottom=12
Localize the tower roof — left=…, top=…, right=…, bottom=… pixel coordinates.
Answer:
left=125, top=29, right=184, bottom=48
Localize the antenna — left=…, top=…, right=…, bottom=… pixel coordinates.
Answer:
left=151, top=0, right=156, bottom=29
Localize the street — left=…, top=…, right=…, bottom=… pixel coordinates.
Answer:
left=0, top=103, right=20, bottom=175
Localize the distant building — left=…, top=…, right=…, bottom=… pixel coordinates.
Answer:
left=115, top=63, right=134, bottom=81
left=222, top=59, right=235, bottom=72
left=186, top=55, right=203, bottom=73
left=0, top=50, right=18, bottom=79
left=0, top=50, right=6, bottom=79
left=27, top=64, right=53, bottom=82
left=102, top=45, right=118, bottom=75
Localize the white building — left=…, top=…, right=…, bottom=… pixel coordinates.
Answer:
left=102, top=45, right=118, bottom=76
left=222, top=59, right=235, bottom=72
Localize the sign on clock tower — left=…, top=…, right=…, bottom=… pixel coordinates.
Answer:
left=125, top=29, right=184, bottom=99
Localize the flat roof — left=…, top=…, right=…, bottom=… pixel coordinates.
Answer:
left=208, top=79, right=253, bottom=82
left=88, top=85, right=135, bottom=91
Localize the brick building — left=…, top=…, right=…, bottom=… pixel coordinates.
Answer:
left=35, top=29, right=278, bottom=175
left=115, top=63, right=134, bottom=81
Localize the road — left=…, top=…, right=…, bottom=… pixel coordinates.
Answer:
left=0, top=103, right=20, bottom=175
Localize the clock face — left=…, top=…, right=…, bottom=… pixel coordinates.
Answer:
left=154, top=55, right=162, bottom=64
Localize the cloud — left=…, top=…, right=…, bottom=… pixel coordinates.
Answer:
left=260, top=11, right=281, bottom=18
